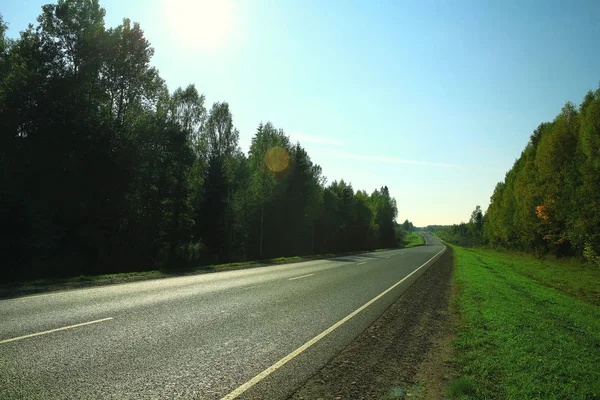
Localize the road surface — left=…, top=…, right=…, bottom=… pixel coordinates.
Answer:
left=0, top=233, right=444, bottom=399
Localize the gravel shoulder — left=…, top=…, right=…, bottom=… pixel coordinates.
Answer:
left=289, top=246, right=456, bottom=400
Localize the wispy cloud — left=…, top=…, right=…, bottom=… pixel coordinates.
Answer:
left=289, top=134, right=344, bottom=146
left=330, top=151, right=461, bottom=168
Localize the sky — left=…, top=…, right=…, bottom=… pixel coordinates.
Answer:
left=2, top=0, right=600, bottom=226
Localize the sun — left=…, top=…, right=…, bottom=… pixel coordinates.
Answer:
left=163, top=0, right=235, bottom=50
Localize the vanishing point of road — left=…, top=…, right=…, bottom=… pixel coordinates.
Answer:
left=0, top=233, right=445, bottom=399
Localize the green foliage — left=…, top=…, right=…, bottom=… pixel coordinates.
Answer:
left=440, top=206, right=486, bottom=247
left=452, top=245, right=600, bottom=399
left=484, top=87, right=600, bottom=260
left=403, top=232, right=424, bottom=248
left=583, top=243, right=600, bottom=267
left=424, top=224, right=451, bottom=233
left=1, top=2, right=402, bottom=281
left=0, top=14, right=8, bottom=56
left=448, top=376, right=476, bottom=398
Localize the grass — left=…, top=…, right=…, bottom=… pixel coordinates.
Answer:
left=24, top=270, right=165, bottom=286
left=474, top=248, right=600, bottom=306
left=449, top=376, right=476, bottom=397
left=449, top=245, right=600, bottom=399
left=404, top=232, right=425, bottom=248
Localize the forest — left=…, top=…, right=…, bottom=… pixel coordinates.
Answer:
left=444, top=86, right=600, bottom=265
left=0, top=1, right=403, bottom=282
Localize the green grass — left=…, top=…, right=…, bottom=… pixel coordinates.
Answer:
left=474, top=248, right=600, bottom=306
left=450, top=245, right=600, bottom=399
left=24, top=270, right=165, bottom=286
left=404, top=232, right=425, bottom=248
left=449, top=376, right=476, bottom=397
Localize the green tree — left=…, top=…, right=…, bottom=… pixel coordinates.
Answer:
left=402, top=219, right=414, bottom=232
left=197, top=102, right=243, bottom=262
left=247, top=122, right=292, bottom=258
left=575, top=88, right=600, bottom=259
left=0, top=1, right=406, bottom=281
left=372, top=186, right=398, bottom=249
left=484, top=87, right=600, bottom=260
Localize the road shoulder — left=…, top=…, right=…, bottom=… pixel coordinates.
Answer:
left=290, top=246, right=456, bottom=399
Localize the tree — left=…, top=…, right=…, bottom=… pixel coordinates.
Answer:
left=469, top=205, right=484, bottom=243
left=247, top=122, right=292, bottom=258
left=372, top=186, right=398, bottom=249
left=196, top=102, right=244, bottom=262
left=0, top=14, right=8, bottom=56
left=575, top=87, right=600, bottom=260
left=103, top=18, right=161, bottom=125
left=0, top=2, right=406, bottom=281
left=483, top=86, right=600, bottom=260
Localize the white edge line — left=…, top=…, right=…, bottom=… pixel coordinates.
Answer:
left=356, top=262, right=366, bottom=265
left=288, top=274, right=315, bottom=281
left=220, top=244, right=446, bottom=400
left=0, top=317, right=114, bottom=344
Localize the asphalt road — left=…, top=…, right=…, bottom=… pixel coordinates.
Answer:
left=0, top=233, right=445, bottom=400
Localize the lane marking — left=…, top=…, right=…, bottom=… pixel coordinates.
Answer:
left=356, top=262, right=366, bottom=265
left=0, top=317, right=114, bottom=344
left=385, top=256, right=390, bottom=259
left=220, top=245, right=446, bottom=400
left=288, top=274, right=315, bottom=281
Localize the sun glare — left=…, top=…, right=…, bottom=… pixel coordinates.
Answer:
left=164, top=0, right=235, bottom=50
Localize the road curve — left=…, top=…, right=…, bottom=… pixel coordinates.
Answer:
left=0, top=233, right=444, bottom=400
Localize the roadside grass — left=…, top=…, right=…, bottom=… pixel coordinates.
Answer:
left=477, top=248, right=600, bottom=306
left=433, top=230, right=600, bottom=306
left=448, top=376, right=476, bottom=397
left=25, top=270, right=165, bottom=286
left=404, top=232, right=425, bottom=248
left=449, top=245, right=600, bottom=399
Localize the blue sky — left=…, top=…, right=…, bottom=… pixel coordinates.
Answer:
left=3, top=0, right=600, bottom=226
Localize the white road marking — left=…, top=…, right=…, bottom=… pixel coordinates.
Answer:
left=288, top=274, right=315, bottom=281
left=356, top=262, right=366, bottom=265
left=220, top=245, right=447, bottom=400
left=0, top=317, right=114, bottom=344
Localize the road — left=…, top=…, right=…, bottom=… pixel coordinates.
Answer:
left=0, top=233, right=444, bottom=400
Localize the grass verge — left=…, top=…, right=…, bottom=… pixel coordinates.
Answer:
left=449, top=245, right=600, bottom=399
left=404, top=232, right=425, bottom=248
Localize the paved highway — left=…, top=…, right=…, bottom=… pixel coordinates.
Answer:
left=0, top=233, right=444, bottom=399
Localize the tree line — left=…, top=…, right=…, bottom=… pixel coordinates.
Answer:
left=0, top=1, right=402, bottom=281
left=442, top=85, right=600, bottom=264
left=425, top=206, right=484, bottom=248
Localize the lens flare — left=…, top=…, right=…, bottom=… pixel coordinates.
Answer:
left=265, top=146, right=289, bottom=173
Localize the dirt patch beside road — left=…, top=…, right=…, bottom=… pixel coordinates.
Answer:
left=290, top=247, right=456, bottom=400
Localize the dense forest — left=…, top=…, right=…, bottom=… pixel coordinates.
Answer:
left=0, top=1, right=403, bottom=282
left=445, top=86, right=600, bottom=264
left=484, top=86, right=600, bottom=262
